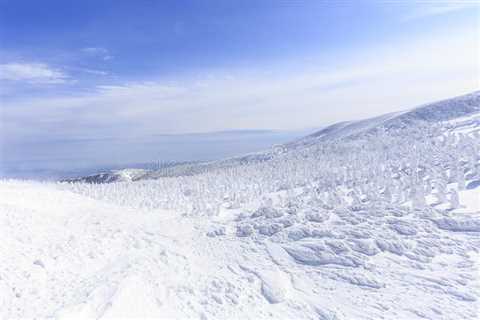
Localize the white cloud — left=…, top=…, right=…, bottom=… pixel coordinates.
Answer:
left=2, top=25, right=478, bottom=143
left=82, top=47, right=114, bottom=60
left=79, top=68, right=109, bottom=76
left=0, top=63, right=68, bottom=84
left=403, top=0, right=479, bottom=20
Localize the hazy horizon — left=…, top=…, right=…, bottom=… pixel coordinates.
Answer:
left=0, top=128, right=313, bottom=179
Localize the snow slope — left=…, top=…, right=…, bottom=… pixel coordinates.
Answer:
left=302, top=91, right=479, bottom=141
left=2, top=178, right=478, bottom=319
left=1, top=92, right=480, bottom=319
left=116, top=90, right=480, bottom=182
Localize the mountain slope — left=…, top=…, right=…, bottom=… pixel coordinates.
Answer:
left=63, top=91, right=480, bottom=184
left=148, top=90, right=480, bottom=180
left=2, top=91, right=480, bottom=319
left=290, top=90, right=480, bottom=147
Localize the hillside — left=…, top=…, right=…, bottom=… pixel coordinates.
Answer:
left=1, top=91, right=479, bottom=319
left=65, top=91, right=480, bottom=183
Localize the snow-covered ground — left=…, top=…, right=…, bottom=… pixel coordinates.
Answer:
left=1, top=92, right=479, bottom=319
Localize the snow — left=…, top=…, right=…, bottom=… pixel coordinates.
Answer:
left=1, top=91, right=480, bottom=319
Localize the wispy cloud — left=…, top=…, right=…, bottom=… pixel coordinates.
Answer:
left=403, top=0, right=479, bottom=20
left=81, top=47, right=114, bottom=61
left=77, top=68, right=109, bottom=76
left=2, top=26, right=478, bottom=150
left=0, top=63, right=69, bottom=84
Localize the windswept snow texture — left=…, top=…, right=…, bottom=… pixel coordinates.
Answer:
left=1, top=91, right=480, bottom=319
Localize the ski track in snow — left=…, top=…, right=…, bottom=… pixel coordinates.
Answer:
left=1, top=94, right=480, bottom=319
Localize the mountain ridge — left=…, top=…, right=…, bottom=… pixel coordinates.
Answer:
left=64, top=90, right=480, bottom=183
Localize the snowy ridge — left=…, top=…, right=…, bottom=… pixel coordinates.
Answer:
left=1, top=91, right=480, bottom=319
left=290, top=90, right=480, bottom=147
left=63, top=91, right=480, bottom=183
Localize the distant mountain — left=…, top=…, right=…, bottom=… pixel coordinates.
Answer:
left=61, top=169, right=148, bottom=184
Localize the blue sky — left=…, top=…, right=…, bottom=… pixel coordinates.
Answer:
left=0, top=0, right=479, bottom=176
left=0, top=1, right=431, bottom=78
